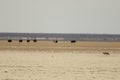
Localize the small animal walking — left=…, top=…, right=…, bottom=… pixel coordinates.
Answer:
left=103, top=52, right=110, bottom=55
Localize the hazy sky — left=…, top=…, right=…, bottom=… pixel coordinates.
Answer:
left=0, top=0, right=120, bottom=34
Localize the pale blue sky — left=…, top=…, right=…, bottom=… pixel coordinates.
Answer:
left=0, top=0, right=120, bottom=34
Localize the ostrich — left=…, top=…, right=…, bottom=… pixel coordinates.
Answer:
left=71, top=40, right=76, bottom=43
left=53, top=40, right=58, bottom=43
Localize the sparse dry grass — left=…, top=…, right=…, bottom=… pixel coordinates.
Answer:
left=0, top=41, right=120, bottom=80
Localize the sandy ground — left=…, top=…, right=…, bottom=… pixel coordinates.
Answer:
left=0, top=41, right=120, bottom=80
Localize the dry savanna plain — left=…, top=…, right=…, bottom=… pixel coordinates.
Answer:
left=0, top=41, right=120, bottom=80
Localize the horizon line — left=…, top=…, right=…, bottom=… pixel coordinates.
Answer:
left=0, top=32, right=120, bottom=35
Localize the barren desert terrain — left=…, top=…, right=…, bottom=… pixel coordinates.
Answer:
left=0, top=41, right=120, bottom=80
